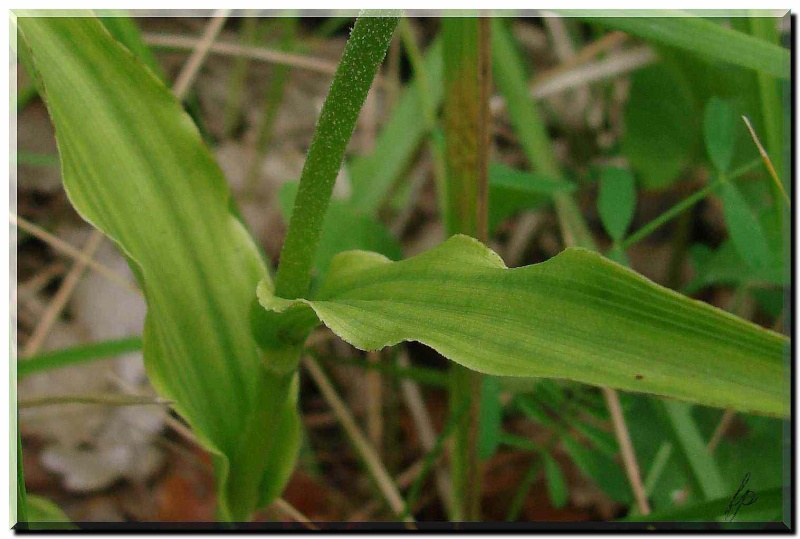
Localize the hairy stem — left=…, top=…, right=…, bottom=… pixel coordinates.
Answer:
left=274, top=12, right=400, bottom=300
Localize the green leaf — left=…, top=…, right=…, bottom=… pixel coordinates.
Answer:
left=477, top=376, right=502, bottom=460
left=570, top=13, right=790, bottom=80
left=686, top=241, right=782, bottom=294
left=16, top=16, right=300, bottom=521
left=623, top=64, right=699, bottom=189
left=278, top=182, right=402, bottom=283
left=542, top=452, right=568, bottom=509
left=26, top=496, right=76, bottom=530
left=704, top=97, right=737, bottom=173
left=488, top=162, right=575, bottom=233
left=259, top=235, right=788, bottom=417
left=97, top=13, right=164, bottom=78
left=598, top=167, right=636, bottom=242
left=720, top=182, right=773, bottom=271
left=19, top=337, right=143, bottom=379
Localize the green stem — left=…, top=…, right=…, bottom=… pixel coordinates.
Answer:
left=442, top=17, right=490, bottom=522
left=274, top=12, right=399, bottom=300
left=619, top=159, right=760, bottom=251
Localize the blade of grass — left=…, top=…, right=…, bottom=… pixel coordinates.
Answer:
left=656, top=400, right=727, bottom=500
left=18, top=336, right=143, bottom=379
left=222, top=14, right=260, bottom=138
left=742, top=116, right=789, bottom=208
left=348, top=38, right=444, bottom=215
left=563, top=12, right=790, bottom=80
left=245, top=17, right=298, bottom=193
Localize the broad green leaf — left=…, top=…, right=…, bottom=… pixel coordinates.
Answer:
left=477, top=376, right=502, bottom=460
left=598, top=167, right=636, bottom=242
left=278, top=182, right=402, bottom=283
left=349, top=39, right=444, bottom=215
left=259, top=235, right=788, bottom=417
left=26, top=496, right=76, bottom=530
left=704, top=97, right=737, bottom=173
left=488, top=162, right=575, bottom=233
left=720, top=182, right=773, bottom=271
left=16, top=16, right=300, bottom=521
left=570, top=13, right=790, bottom=80
left=623, top=64, right=699, bottom=189
left=542, top=452, right=568, bottom=509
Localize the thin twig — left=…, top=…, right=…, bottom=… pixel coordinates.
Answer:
left=12, top=214, right=140, bottom=295
left=16, top=263, right=65, bottom=300
left=489, top=46, right=655, bottom=114
left=19, top=393, right=172, bottom=408
left=171, top=10, right=231, bottom=100
left=742, top=115, right=790, bottom=208
left=22, top=229, right=104, bottom=357
left=706, top=409, right=736, bottom=453
left=145, top=33, right=338, bottom=76
left=397, top=350, right=454, bottom=516
left=270, top=498, right=319, bottom=530
left=302, top=356, right=415, bottom=526
left=602, top=387, right=651, bottom=515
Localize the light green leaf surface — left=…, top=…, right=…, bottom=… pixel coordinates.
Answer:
left=259, top=235, right=788, bottom=417
left=16, top=16, right=300, bottom=521
left=598, top=167, right=636, bottom=242
left=570, top=13, right=790, bottom=80
left=720, top=182, right=773, bottom=271
left=704, top=97, right=737, bottom=173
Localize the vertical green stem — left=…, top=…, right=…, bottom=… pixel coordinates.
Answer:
left=442, top=16, right=490, bottom=521
left=274, top=12, right=400, bottom=300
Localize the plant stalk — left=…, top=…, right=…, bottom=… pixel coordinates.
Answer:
left=442, top=17, right=491, bottom=522
left=274, top=12, right=400, bottom=300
